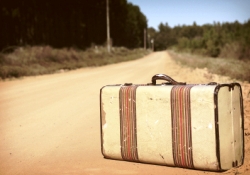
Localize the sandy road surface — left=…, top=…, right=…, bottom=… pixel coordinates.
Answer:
left=0, top=51, right=249, bottom=175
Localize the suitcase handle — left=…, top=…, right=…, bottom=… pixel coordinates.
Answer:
left=152, top=74, right=186, bottom=85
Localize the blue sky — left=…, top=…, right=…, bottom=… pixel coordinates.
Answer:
left=128, top=0, right=250, bottom=29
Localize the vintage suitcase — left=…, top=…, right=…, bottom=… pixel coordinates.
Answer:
left=100, top=74, right=244, bottom=171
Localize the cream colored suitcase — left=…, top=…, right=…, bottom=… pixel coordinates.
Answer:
left=100, top=74, right=244, bottom=171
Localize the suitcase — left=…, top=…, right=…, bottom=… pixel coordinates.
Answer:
left=100, top=74, right=244, bottom=171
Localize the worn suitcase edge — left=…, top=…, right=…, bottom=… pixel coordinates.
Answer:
left=99, top=82, right=245, bottom=171
left=214, top=83, right=245, bottom=170
left=100, top=84, right=122, bottom=159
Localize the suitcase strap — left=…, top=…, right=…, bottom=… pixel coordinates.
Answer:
left=171, top=85, right=195, bottom=168
left=119, top=85, right=139, bottom=162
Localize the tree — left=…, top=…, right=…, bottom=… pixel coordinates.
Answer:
left=124, top=3, right=147, bottom=48
left=0, top=0, right=148, bottom=50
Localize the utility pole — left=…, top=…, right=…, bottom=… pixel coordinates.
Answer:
left=106, top=0, right=111, bottom=53
left=144, top=28, right=147, bottom=50
left=151, top=39, right=154, bottom=51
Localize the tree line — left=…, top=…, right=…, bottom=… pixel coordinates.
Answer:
left=149, top=20, right=250, bottom=60
left=0, top=0, right=147, bottom=51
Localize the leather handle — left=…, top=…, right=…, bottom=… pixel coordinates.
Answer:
left=151, top=74, right=186, bottom=85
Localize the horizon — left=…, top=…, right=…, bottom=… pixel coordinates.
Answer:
left=128, top=0, right=250, bottom=29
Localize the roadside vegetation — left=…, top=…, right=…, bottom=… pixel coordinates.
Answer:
left=0, top=1, right=150, bottom=80
left=168, top=50, right=250, bottom=82
left=149, top=20, right=250, bottom=60
left=148, top=20, right=250, bottom=83
left=0, top=46, right=150, bottom=80
left=1, top=1, right=249, bottom=82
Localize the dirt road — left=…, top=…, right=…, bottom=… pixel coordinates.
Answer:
left=0, top=51, right=249, bottom=175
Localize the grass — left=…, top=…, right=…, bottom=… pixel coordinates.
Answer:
left=168, top=50, right=250, bottom=83
left=0, top=46, right=150, bottom=80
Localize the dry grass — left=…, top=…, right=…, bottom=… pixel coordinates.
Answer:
left=0, top=46, right=150, bottom=79
left=168, top=50, right=250, bottom=83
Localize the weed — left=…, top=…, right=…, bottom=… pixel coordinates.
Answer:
left=0, top=46, right=150, bottom=80
left=168, top=50, right=250, bottom=83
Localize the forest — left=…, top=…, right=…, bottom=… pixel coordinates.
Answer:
left=149, top=20, right=250, bottom=60
left=1, top=0, right=249, bottom=60
left=0, top=0, right=147, bottom=50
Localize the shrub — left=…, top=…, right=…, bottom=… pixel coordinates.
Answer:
left=169, top=51, right=250, bottom=82
left=0, top=46, right=150, bottom=79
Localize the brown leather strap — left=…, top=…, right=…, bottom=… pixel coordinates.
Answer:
left=151, top=74, right=186, bottom=85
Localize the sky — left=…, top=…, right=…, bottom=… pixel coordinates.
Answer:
left=128, top=0, right=250, bottom=29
